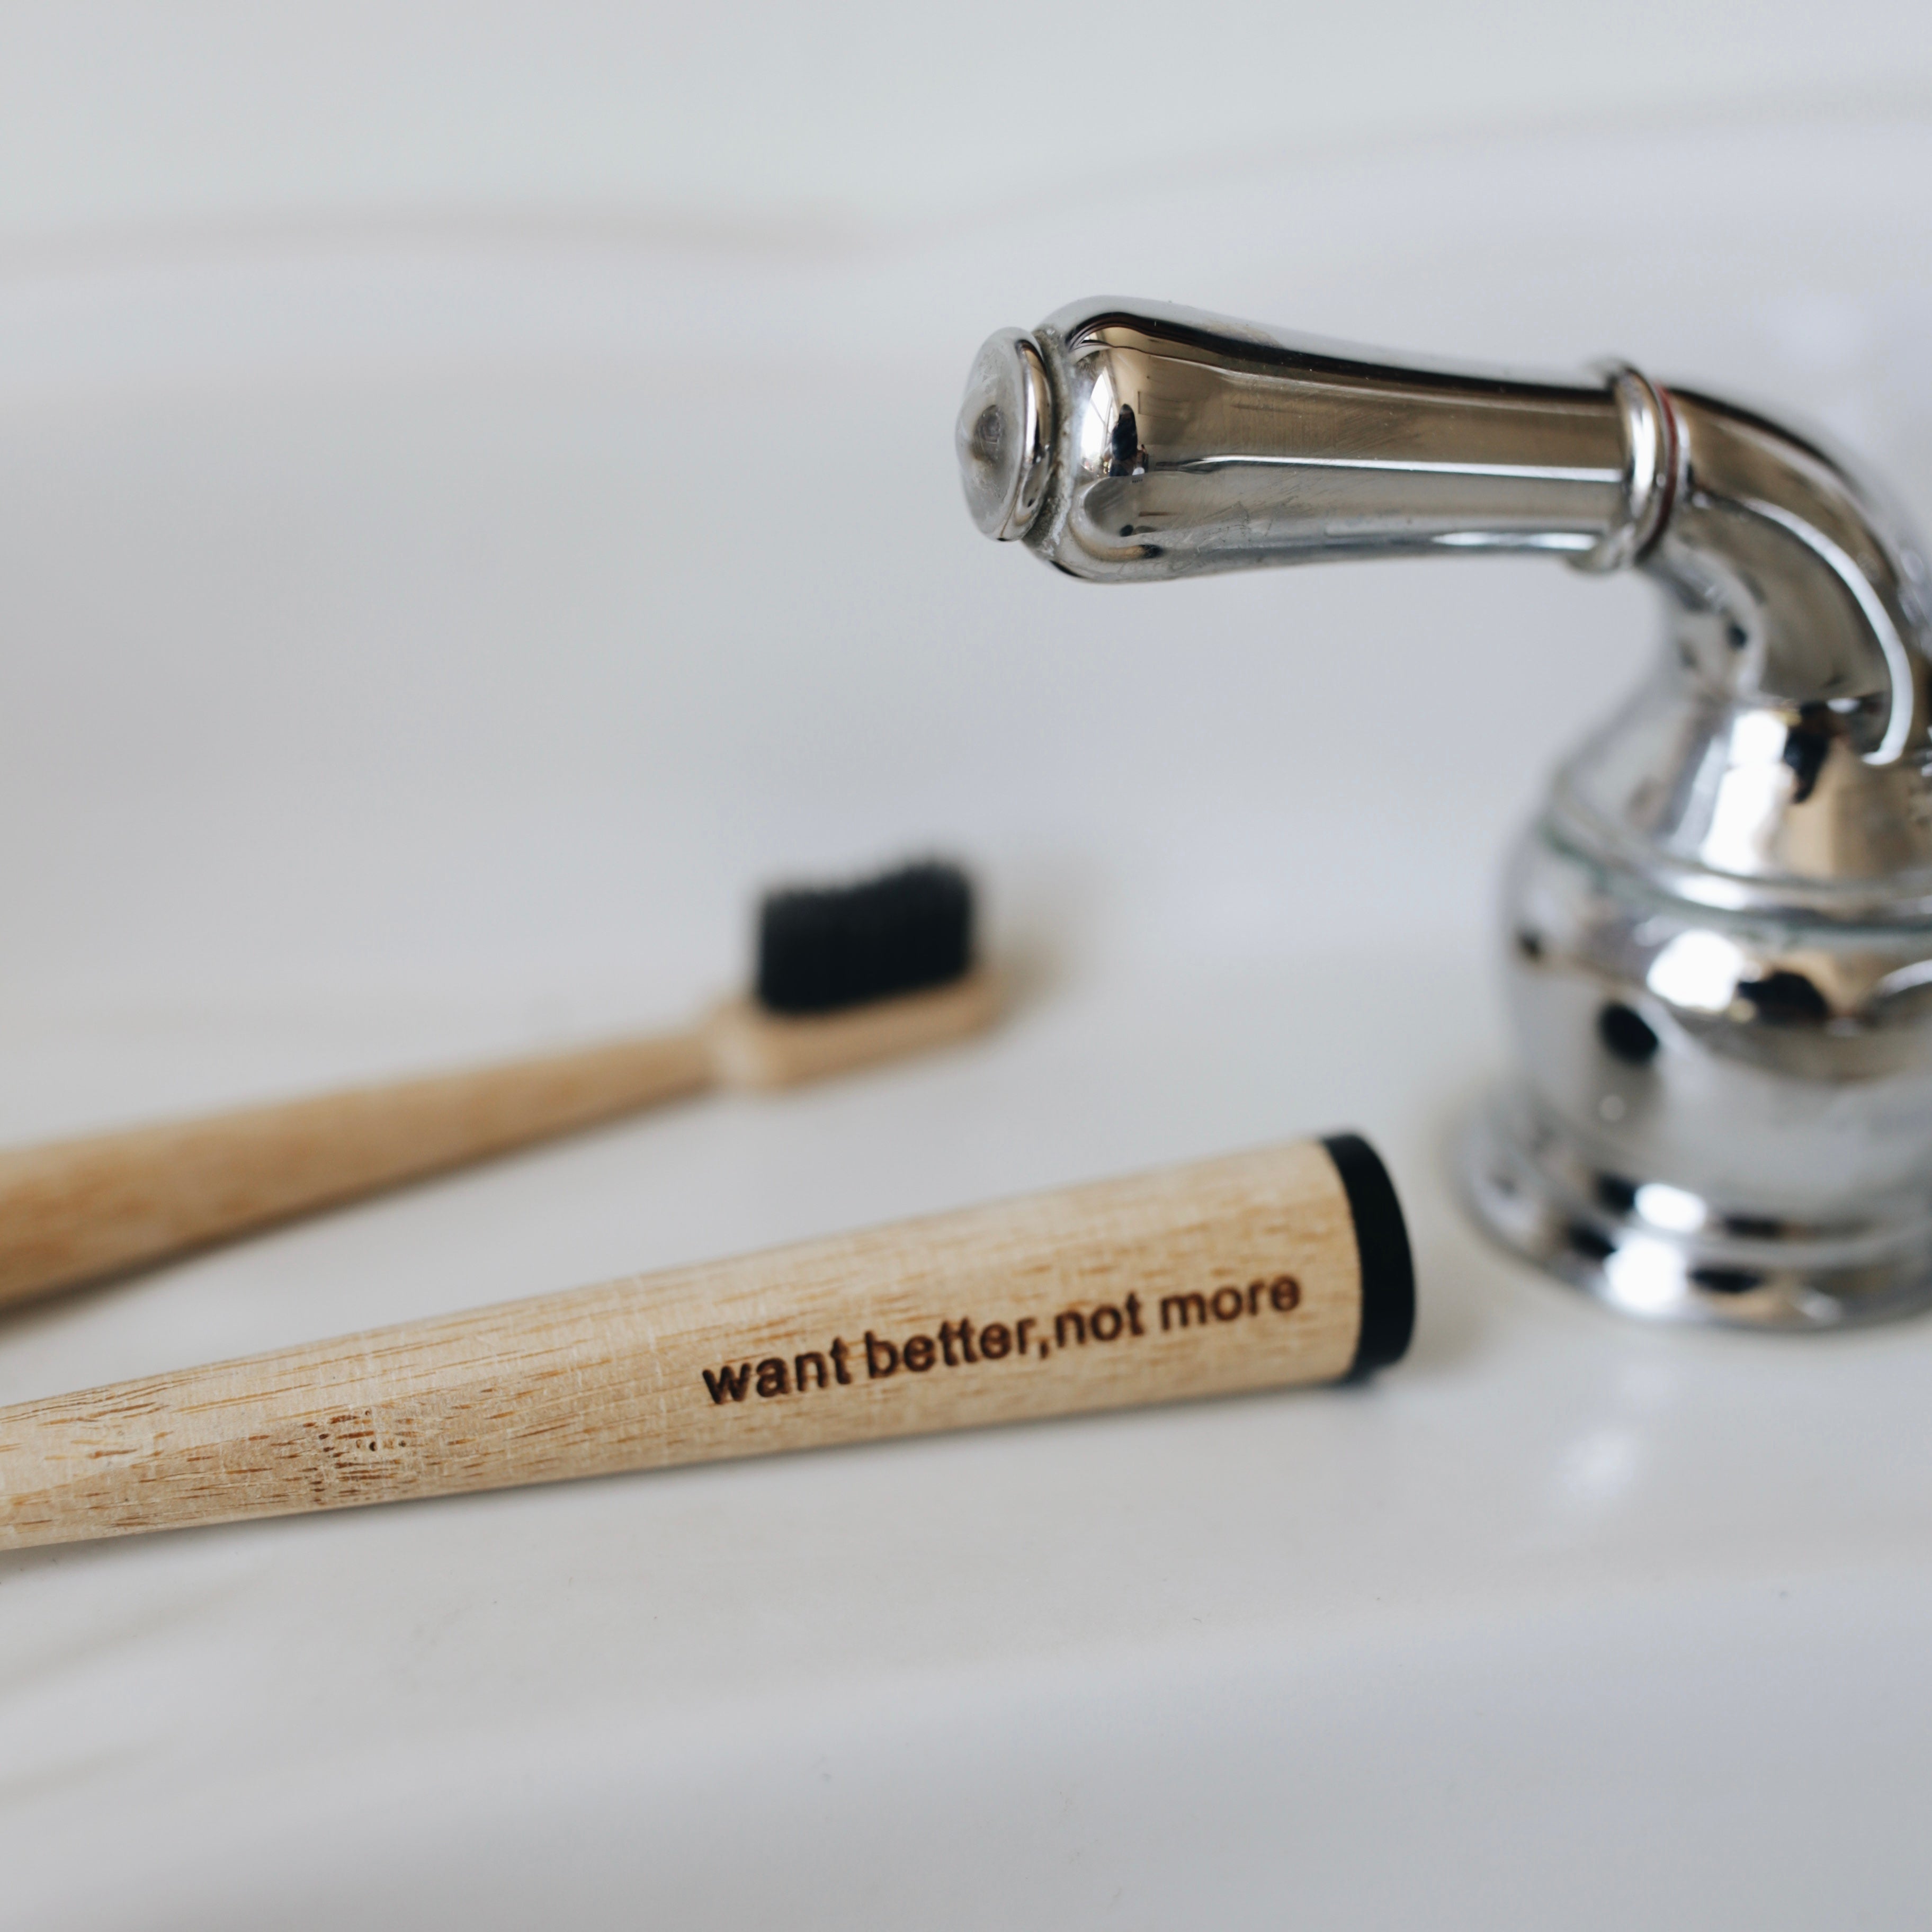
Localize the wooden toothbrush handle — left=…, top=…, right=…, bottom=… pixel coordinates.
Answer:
left=0, top=1137, right=1414, bottom=1548
left=0, top=1028, right=715, bottom=1309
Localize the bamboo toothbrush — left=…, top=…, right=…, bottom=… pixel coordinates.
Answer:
left=0, top=860, right=997, bottom=1310
left=0, top=1135, right=1414, bottom=1548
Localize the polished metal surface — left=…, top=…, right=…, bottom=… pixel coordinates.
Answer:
left=956, top=328, right=1054, bottom=541
left=959, top=298, right=1932, bottom=1328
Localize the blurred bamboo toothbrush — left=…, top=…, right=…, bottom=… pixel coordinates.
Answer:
left=0, top=860, right=996, bottom=1310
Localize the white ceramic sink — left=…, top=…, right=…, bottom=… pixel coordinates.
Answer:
left=3, top=119, right=1930, bottom=1928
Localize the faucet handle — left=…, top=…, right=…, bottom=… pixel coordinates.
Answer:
left=960, top=297, right=1932, bottom=1328
left=955, top=327, right=1054, bottom=542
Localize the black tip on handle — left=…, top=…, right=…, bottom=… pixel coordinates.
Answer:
left=1322, top=1133, right=1415, bottom=1379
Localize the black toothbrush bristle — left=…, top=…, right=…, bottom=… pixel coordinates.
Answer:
left=756, top=861, right=975, bottom=1015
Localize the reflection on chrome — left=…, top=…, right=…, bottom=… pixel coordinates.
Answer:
left=1606, top=1239, right=1686, bottom=1318
left=960, top=299, right=1932, bottom=1329
left=1646, top=933, right=1745, bottom=1014
left=1634, top=1183, right=1708, bottom=1237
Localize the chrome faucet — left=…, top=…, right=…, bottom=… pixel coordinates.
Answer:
left=958, top=299, right=1932, bottom=1329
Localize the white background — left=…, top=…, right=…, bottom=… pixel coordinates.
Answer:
left=4, top=1, right=1929, bottom=238
left=3, top=9, right=1931, bottom=1927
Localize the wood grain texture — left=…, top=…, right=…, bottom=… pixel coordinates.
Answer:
left=0, top=1030, right=714, bottom=1308
left=0, top=1139, right=1361, bottom=1548
left=706, top=969, right=1001, bottom=1089
left=0, top=971, right=1003, bottom=1309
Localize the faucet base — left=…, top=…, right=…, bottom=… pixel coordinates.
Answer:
left=1460, top=1087, right=1932, bottom=1330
